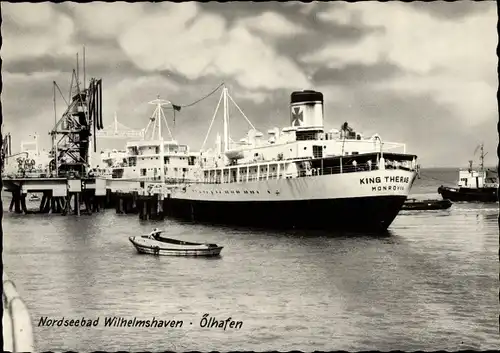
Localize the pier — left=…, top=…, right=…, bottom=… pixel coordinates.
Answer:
left=3, top=176, right=107, bottom=215
left=114, top=189, right=165, bottom=221
left=2, top=272, right=35, bottom=352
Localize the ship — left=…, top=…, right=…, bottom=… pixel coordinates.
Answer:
left=437, top=144, right=498, bottom=203
left=96, top=98, right=202, bottom=195
left=161, top=87, right=419, bottom=232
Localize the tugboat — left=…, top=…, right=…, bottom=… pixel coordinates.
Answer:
left=437, top=144, right=498, bottom=203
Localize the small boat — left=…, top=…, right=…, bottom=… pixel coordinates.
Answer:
left=129, top=230, right=223, bottom=257
left=437, top=144, right=498, bottom=203
left=402, top=198, right=452, bottom=211
left=28, top=194, right=40, bottom=201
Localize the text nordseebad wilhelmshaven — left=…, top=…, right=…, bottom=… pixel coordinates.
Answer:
left=38, top=314, right=243, bottom=330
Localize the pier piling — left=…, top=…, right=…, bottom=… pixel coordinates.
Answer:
left=137, top=193, right=164, bottom=221
left=20, top=194, right=28, bottom=214
left=9, top=189, right=22, bottom=213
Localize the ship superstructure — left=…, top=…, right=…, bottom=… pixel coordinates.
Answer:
left=164, top=87, right=419, bottom=232
left=102, top=96, right=201, bottom=193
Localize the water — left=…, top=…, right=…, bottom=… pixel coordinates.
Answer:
left=2, top=168, right=499, bottom=351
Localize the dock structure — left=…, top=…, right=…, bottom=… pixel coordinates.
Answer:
left=113, top=190, right=165, bottom=221
left=111, top=182, right=169, bottom=220
left=137, top=193, right=165, bottom=220
left=2, top=48, right=110, bottom=216
left=2, top=272, right=35, bottom=353
left=3, top=177, right=107, bottom=215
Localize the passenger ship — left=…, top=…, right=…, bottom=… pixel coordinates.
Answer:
left=164, top=87, right=419, bottom=232
left=97, top=97, right=202, bottom=194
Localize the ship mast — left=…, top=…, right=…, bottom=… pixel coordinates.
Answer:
left=145, top=96, right=175, bottom=185
left=145, top=96, right=174, bottom=142
left=223, top=86, right=229, bottom=152
left=479, top=143, right=487, bottom=171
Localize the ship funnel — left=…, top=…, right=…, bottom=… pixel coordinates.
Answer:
left=290, top=90, right=324, bottom=131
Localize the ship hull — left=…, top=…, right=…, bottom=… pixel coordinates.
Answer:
left=438, top=185, right=498, bottom=203
left=164, top=195, right=407, bottom=232
left=165, top=169, right=416, bottom=232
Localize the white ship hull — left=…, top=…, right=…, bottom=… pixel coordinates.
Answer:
left=164, top=168, right=417, bottom=232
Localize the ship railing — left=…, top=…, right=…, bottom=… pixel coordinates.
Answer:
left=2, top=271, right=35, bottom=352
left=198, top=161, right=415, bottom=184
left=299, top=162, right=414, bottom=177
left=300, top=163, right=379, bottom=177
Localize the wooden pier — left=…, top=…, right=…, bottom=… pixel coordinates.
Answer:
left=3, top=177, right=108, bottom=215
left=114, top=190, right=165, bottom=221
left=3, top=175, right=170, bottom=222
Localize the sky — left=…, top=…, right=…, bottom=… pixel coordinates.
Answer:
left=1, top=1, right=498, bottom=167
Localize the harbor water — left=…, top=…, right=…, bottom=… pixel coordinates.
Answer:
left=2, top=168, right=499, bottom=351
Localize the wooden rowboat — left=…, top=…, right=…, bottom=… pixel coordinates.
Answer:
left=129, top=230, right=223, bottom=257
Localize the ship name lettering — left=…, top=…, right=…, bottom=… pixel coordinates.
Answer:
left=199, top=313, right=243, bottom=330
left=359, top=177, right=381, bottom=185
left=371, top=186, right=406, bottom=192
left=359, top=176, right=411, bottom=185
left=384, top=176, right=410, bottom=183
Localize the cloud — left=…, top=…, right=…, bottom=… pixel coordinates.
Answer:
left=1, top=3, right=54, bottom=28
left=1, top=70, right=73, bottom=150
left=103, top=75, right=180, bottom=127
left=374, top=74, right=498, bottom=127
left=301, top=34, right=385, bottom=69
left=118, top=3, right=309, bottom=91
left=312, top=61, right=404, bottom=85
left=408, top=0, right=494, bottom=20
left=232, top=90, right=269, bottom=104
left=1, top=3, right=77, bottom=61
left=303, top=2, right=497, bottom=127
left=238, top=11, right=307, bottom=37
left=316, top=4, right=360, bottom=26
left=309, top=2, right=497, bottom=76
left=69, top=2, right=145, bottom=40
